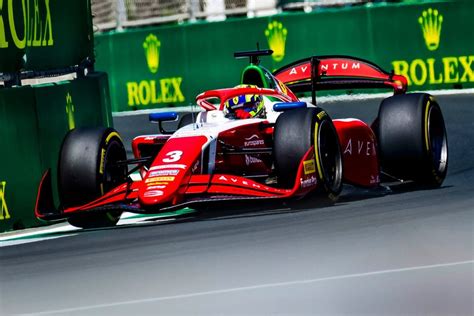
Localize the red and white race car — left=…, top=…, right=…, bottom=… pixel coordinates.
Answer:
left=35, top=50, right=448, bottom=228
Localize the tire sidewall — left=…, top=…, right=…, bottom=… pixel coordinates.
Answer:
left=422, top=97, right=448, bottom=185
left=313, top=111, right=343, bottom=199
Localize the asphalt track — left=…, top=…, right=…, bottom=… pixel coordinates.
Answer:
left=1, top=92, right=473, bottom=315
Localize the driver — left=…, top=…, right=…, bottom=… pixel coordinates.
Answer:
left=224, top=86, right=266, bottom=119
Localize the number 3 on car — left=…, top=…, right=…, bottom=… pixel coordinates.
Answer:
left=163, top=150, right=183, bottom=163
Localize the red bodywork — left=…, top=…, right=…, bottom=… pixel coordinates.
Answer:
left=334, top=119, right=380, bottom=187
left=35, top=55, right=407, bottom=221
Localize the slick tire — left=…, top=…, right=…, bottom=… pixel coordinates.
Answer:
left=58, top=127, right=127, bottom=228
left=274, top=107, right=343, bottom=200
left=377, top=93, right=448, bottom=187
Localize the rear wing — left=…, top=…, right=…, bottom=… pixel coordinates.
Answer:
left=273, top=56, right=407, bottom=102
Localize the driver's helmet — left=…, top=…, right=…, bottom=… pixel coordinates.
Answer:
left=224, top=85, right=265, bottom=119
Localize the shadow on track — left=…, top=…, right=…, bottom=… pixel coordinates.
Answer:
left=30, top=181, right=453, bottom=238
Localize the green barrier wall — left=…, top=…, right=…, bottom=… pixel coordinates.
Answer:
left=0, top=86, right=42, bottom=230
left=0, top=0, right=25, bottom=72
left=95, top=0, right=474, bottom=112
left=0, top=72, right=112, bottom=232
left=0, top=0, right=93, bottom=73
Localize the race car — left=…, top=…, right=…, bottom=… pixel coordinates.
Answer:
left=35, top=50, right=448, bottom=228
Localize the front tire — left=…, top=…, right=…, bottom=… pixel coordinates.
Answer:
left=58, top=127, right=127, bottom=228
left=377, top=93, right=448, bottom=187
left=274, top=107, right=343, bottom=200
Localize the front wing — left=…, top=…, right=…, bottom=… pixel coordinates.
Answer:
left=35, top=147, right=319, bottom=221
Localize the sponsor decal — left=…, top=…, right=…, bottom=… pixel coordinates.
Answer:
left=343, top=138, right=375, bottom=156
left=245, top=155, right=263, bottom=166
left=300, top=176, right=317, bottom=188
left=419, top=8, right=443, bottom=51
left=0, top=0, right=54, bottom=49
left=126, top=78, right=184, bottom=106
left=392, top=56, right=474, bottom=87
left=218, top=175, right=267, bottom=190
left=265, top=20, right=287, bottom=62
left=320, top=62, right=360, bottom=72
left=126, top=33, right=184, bottom=107
left=143, top=190, right=164, bottom=198
left=244, top=134, right=265, bottom=147
left=192, top=160, right=200, bottom=173
left=316, top=111, right=326, bottom=120
left=105, top=131, right=122, bottom=145
left=143, top=34, right=160, bottom=73
left=150, top=164, right=186, bottom=170
left=0, top=181, right=10, bottom=220
left=65, top=92, right=75, bottom=130
left=148, top=169, right=179, bottom=177
left=303, top=159, right=316, bottom=175
left=288, top=65, right=308, bottom=76
left=277, top=78, right=288, bottom=95
left=99, top=148, right=106, bottom=175
left=99, top=131, right=122, bottom=176
left=219, top=175, right=239, bottom=183
left=146, top=182, right=168, bottom=186
left=392, top=8, right=474, bottom=87
left=370, top=175, right=380, bottom=185
left=288, top=62, right=361, bottom=76
left=147, top=185, right=167, bottom=190
left=146, top=176, right=175, bottom=183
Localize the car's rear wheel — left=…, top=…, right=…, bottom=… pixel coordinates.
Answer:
left=377, top=93, right=448, bottom=187
left=274, top=107, right=342, bottom=200
left=58, top=127, right=127, bottom=228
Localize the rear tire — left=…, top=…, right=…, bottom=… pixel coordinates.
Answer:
left=58, top=127, right=127, bottom=228
left=274, top=107, right=343, bottom=200
left=377, top=93, right=448, bottom=187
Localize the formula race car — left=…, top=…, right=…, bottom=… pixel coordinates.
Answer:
left=35, top=50, right=448, bottom=228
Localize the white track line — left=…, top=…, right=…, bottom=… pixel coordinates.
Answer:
left=21, top=259, right=474, bottom=315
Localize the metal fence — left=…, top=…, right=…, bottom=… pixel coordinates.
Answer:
left=278, top=0, right=366, bottom=11
left=91, top=0, right=390, bottom=31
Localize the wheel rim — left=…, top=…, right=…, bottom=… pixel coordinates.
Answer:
left=103, top=140, right=127, bottom=193
left=316, top=120, right=342, bottom=193
left=427, top=105, right=448, bottom=175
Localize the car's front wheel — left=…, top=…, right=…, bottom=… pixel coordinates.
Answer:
left=58, top=127, right=127, bottom=228
left=274, top=107, right=343, bottom=201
